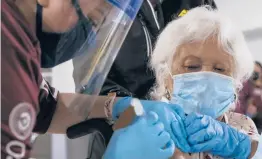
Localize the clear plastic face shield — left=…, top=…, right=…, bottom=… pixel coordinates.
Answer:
left=38, top=0, right=143, bottom=117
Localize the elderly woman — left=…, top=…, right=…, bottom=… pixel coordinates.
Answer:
left=150, top=6, right=260, bottom=159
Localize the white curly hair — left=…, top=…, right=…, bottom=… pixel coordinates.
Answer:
left=150, top=6, right=254, bottom=99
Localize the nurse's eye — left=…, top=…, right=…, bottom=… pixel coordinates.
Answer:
left=214, top=67, right=225, bottom=72
left=185, top=65, right=201, bottom=71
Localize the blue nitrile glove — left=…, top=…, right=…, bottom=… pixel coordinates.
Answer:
left=185, top=113, right=252, bottom=159
left=113, top=97, right=191, bottom=153
left=103, top=111, right=175, bottom=159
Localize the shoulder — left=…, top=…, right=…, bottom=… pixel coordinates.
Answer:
left=226, top=112, right=260, bottom=141
left=2, top=0, right=40, bottom=57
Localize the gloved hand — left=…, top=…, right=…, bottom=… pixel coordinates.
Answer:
left=185, top=113, right=251, bottom=159
left=104, top=111, right=175, bottom=159
left=113, top=97, right=191, bottom=153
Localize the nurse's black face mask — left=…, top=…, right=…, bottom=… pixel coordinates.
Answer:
left=36, top=0, right=95, bottom=68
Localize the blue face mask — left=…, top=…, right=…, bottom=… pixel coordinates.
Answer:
left=170, top=72, right=235, bottom=118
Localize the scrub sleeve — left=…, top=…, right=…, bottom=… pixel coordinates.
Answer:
left=1, top=1, right=58, bottom=158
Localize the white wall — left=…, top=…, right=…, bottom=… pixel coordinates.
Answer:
left=53, top=60, right=75, bottom=93
left=248, top=40, right=262, bottom=63
left=215, top=0, right=262, bottom=31
left=215, top=0, right=262, bottom=62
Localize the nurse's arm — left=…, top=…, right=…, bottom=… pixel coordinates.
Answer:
left=47, top=93, right=120, bottom=134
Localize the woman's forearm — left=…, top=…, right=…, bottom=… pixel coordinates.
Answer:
left=47, top=93, right=120, bottom=133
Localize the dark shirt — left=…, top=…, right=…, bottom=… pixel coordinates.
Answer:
left=1, top=1, right=58, bottom=158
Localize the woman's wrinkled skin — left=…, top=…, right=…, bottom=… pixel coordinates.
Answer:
left=165, top=37, right=234, bottom=95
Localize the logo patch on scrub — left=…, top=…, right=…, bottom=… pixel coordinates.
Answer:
left=9, top=102, right=36, bottom=141
left=178, top=9, right=188, bottom=17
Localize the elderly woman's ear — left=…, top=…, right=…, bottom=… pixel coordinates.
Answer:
left=165, top=76, right=173, bottom=100
left=165, top=75, right=173, bottom=100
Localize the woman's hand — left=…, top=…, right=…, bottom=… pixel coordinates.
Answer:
left=185, top=113, right=252, bottom=159
left=151, top=103, right=191, bottom=153
left=104, top=111, right=175, bottom=159
left=113, top=97, right=191, bottom=152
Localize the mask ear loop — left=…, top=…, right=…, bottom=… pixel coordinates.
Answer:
left=164, top=62, right=173, bottom=100
left=165, top=88, right=171, bottom=100
left=36, top=3, right=43, bottom=38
